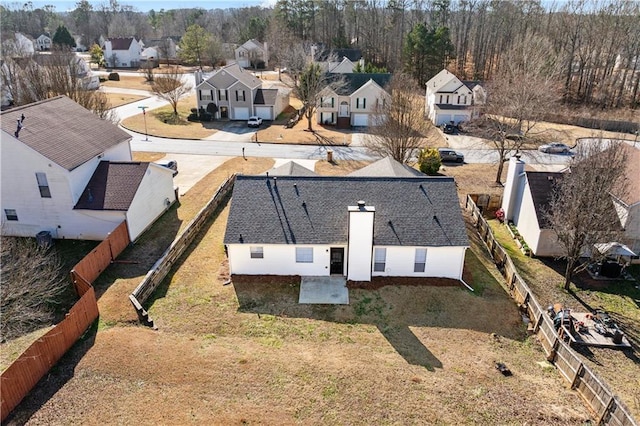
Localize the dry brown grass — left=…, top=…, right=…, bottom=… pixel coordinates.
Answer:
left=314, top=159, right=372, bottom=175
left=131, top=152, right=166, bottom=162
left=259, top=113, right=354, bottom=145
left=101, top=76, right=153, bottom=91
left=120, top=94, right=219, bottom=139
left=104, top=93, right=147, bottom=108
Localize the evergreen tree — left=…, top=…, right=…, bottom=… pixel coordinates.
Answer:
left=52, top=25, right=76, bottom=49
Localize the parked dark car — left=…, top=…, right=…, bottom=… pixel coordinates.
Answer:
left=443, top=123, right=456, bottom=134
left=438, top=148, right=464, bottom=163
left=155, top=160, right=178, bottom=176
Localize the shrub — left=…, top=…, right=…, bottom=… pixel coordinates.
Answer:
left=108, top=72, right=120, bottom=81
left=418, top=148, right=441, bottom=175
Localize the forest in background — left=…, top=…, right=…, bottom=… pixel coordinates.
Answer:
left=1, top=0, right=639, bottom=110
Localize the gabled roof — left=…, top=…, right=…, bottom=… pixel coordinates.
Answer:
left=525, top=171, right=564, bottom=228
left=463, top=80, right=482, bottom=90
left=238, top=39, right=266, bottom=51
left=325, top=73, right=391, bottom=96
left=74, top=161, right=148, bottom=210
left=264, top=161, right=317, bottom=176
left=108, top=37, right=135, bottom=50
left=0, top=96, right=131, bottom=171
left=348, top=157, right=424, bottom=177
left=316, top=48, right=362, bottom=62
left=224, top=175, right=469, bottom=247
left=426, top=69, right=462, bottom=92
left=616, top=144, right=640, bottom=206
left=204, top=64, right=261, bottom=90
left=254, top=88, right=278, bottom=105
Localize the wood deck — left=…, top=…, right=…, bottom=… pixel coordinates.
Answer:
left=561, top=312, right=632, bottom=349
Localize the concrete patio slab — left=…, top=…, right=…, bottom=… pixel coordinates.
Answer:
left=299, top=276, right=349, bottom=305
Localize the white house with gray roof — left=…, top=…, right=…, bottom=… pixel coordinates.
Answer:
left=224, top=172, right=469, bottom=281
left=425, top=69, right=485, bottom=126
left=1, top=96, right=175, bottom=241
left=195, top=64, right=289, bottom=121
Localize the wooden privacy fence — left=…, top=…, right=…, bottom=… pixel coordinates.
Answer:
left=465, top=196, right=638, bottom=426
left=130, top=175, right=236, bottom=326
left=1, top=221, right=131, bottom=422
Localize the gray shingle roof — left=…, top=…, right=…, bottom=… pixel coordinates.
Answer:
left=525, top=171, right=564, bottom=228
left=254, top=88, right=277, bottom=105
left=1, top=96, right=131, bottom=171
left=326, top=73, right=391, bottom=96
left=265, top=161, right=317, bottom=176
left=224, top=175, right=469, bottom=247
left=74, top=161, right=148, bottom=210
left=108, top=37, right=134, bottom=50
left=348, top=157, right=424, bottom=177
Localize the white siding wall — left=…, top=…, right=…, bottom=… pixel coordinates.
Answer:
left=227, top=244, right=332, bottom=275
left=372, top=246, right=466, bottom=279
left=126, top=164, right=176, bottom=241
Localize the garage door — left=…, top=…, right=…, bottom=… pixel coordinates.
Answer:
left=234, top=107, right=249, bottom=120
left=437, top=114, right=452, bottom=126
left=453, top=114, right=468, bottom=124
left=352, top=114, right=368, bottom=127
left=255, top=106, right=272, bottom=120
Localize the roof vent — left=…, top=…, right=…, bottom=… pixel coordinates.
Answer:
left=273, top=176, right=277, bottom=187
left=357, top=200, right=366, bottom=208
left=14, top=114, right=25, bottom=138
left=547, top=175, right=554, bottom=181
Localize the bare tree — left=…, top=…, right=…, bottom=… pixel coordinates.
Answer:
left=544, top=140, right=629, bottom=290
left=0, top=237, right=70, bottom=342
left=151, top=66, right=191, bottom=116
left=468, top=33, right=562, bottom=183
left=294, top=63, right=328, bottom=132
left=364, top=73, right=430, bottom=163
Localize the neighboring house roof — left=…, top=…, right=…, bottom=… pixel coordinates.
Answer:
left=463, top=80, right=482, bottom=90
left=525, top=171, right=564, bottom=228
left=426, top=69, right=459, bottom=92
left=325, top=73, right=391, bottom=96
left=434, top=104, right=470, bottom=111
left=0, top=95, right=131, bottom=171
left=108, top=37, right=135, bottom=50
left=264, top=161, right=317, bottom=176
left=348, top=157, right=424, bottom=177
left=316, top=48, right=362, bottom=62
left=74, top=161, right=148, bottom=210
left=254, top=88, right=278, bottom=105
left=224, top=175, right=469, bottom=247
left=204, top=63, right=261, bottom=90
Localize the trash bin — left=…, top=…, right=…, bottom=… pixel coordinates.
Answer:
left=36, top=230, right=53, bottom=248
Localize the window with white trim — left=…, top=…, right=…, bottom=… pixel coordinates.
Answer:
left=373, top=248, right=386, bottom=272
left=414, top=248, right=427, bottom=272
left=356, top=97, right=366, bottom=109
left=218, top=89, right=227, bottom=101
left=4, top=209, right=18, bottom=221
left=250, top=246, right=264, bottom=259
left=295, top=247, right=313, bottom=263
left=36, top=172, right=51, bottom=198
left=236, top=90, right=246, bottom=102
left=201, top=90, right=212, bottom=101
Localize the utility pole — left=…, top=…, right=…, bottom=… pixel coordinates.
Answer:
left=138, top=105, right=149, bottom=141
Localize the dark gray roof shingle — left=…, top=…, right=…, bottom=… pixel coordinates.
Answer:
left=1, top=96, right=131, bottom=171
left=326, top=73, right=391, bottom=95
left=74, top=161, right=148, bottom=210
left=348, top=157, right=424, bottom=177
left=265, top=161, right=317, bottom=176
left=525, top=171, right=563, bottom=228
left=254, top=88, right=278, bottom=105
left=224, top=176, right=469, bottom=247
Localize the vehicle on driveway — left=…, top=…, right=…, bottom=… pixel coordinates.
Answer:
left=438, top=148, right=464, bottom=163
left=538, top=142, right=571, bottom=154
left=155, top=160, right=178, bottom=176
left=247, top=116, right=263, bottom=128
left=443, top=123, right=457, bottom=134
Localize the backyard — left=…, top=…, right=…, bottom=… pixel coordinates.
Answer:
left=4, top=160, right=609, bottom=425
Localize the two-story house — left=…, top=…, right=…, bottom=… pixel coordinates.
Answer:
left=1, top=96, right=176, bottom=241
left=194, top=64, right=289, bottom=121
left=35, top=34, right=51, bottom=51
left=103, top=37, right=142, bottom=68
left=316, top=73, right=391, bottom=128
left=425, top=69, right=485, bottom=126
left=235, top=39, right=268, bottom=69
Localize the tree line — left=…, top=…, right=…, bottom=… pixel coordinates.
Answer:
left=1, top=0, right=638, bottom=109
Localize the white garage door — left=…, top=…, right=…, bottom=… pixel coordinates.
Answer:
left=453, top=114, right=468, bottom=124
left=255, top=106, right=272, bottom=120
left=234, top=107, right=249, bottom=120
left=437, top=114, right=452, bottom=126
left=352, top=114, right=368, bottom=127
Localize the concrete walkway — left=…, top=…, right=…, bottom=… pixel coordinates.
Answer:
left=299, top=276, right=349, bottom=305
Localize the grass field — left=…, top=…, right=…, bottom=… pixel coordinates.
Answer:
left=103, top=93, right=147, bottom=109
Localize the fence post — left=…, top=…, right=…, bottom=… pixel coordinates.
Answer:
left=598, top=395, right=615, bottom=425
left=533, top=312, right=544, bottom=333
left=570, top=363, right=584, bottom=390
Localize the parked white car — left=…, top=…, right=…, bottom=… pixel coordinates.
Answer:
left=247, top=116, right=263, bottom=128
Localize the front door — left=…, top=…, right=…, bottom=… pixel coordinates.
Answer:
left=220, top=106, right=228, bottom=119
left=339, top=101, right=349, bottom=117
left=330, top=248, right=344, bottom=275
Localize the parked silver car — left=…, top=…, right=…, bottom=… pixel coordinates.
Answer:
left=438, top=148, right=464, bottom=163
left=538, top=142, right=571, bottom=154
